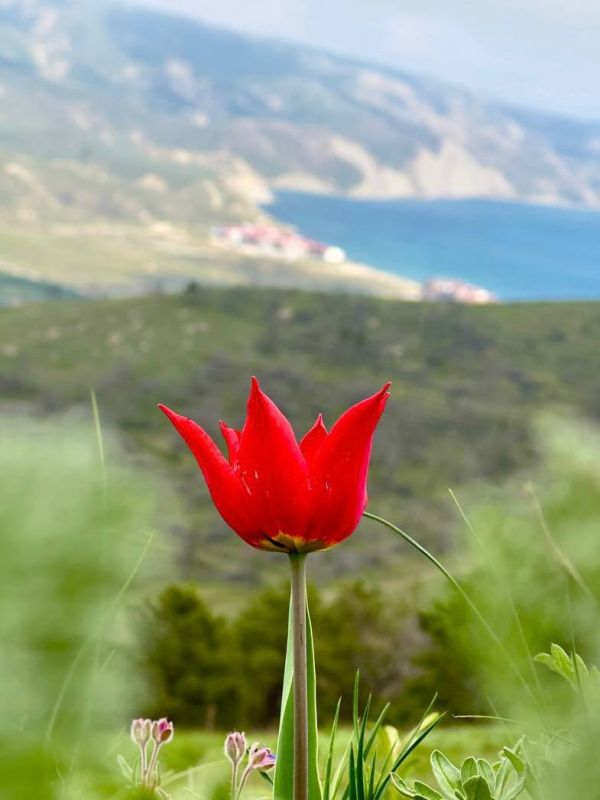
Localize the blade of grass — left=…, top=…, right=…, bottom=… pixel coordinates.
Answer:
left=45, top=529, right=155, bottom=745
left=525, top=483, right=597, bottom=603
left=448, top=489, right=546, bottom=705
left=353, top=672, right=360, bottom=733
left=373, top=695, right=437, bottom=799
left=364, top=511, right=539, bottom=709
left=367, top=752, right=377, bottom=800
left=356, top=696, right=371, bottom=800
left=330, top=732, right=353, bottom=800
left=324, top=698, right=342, bottom=800
left=161, top=761, right=224, bottom=788
left=454, top=715, right=580, bottom=749
left=364, top=703, right=390, bottom=759
left=349, top=748, right=358, bottom=800
left=90, top=389, right=106, bottom=489
left=374, top=713, right=445, bottom=800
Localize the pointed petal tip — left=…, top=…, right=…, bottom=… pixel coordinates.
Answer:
left=158, top=403, right=178, bottom=421
left=377, top=382, right=392, bottom=406
left=248, top=375, right=265, bottom=408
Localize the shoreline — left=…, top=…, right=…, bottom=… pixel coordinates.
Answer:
left=208, top=238, right=423, bottom=301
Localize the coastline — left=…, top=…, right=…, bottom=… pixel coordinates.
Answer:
left=207, top=237, right=423, bottom=300
left=313, top=256, right=423, bottom=300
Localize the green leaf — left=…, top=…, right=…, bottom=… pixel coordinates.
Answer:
left=462, top=776, right=493, bottom=800
left=413, top=781, right=444, bottom=800
left=550, top=643, right=574, bottom=678
left=476, top=761, right=495, bottom=793
left=503, top=774, right=526, bottom=800
left=536, top=643, right=581, bottom=687
left=533, top=653, right=554, bottom=671
left=460, top=758, right=478, bottom=784
left=494, top=758, right=511, bottom=796
left=501, top=748, right=525, bottom=775
left=273, top=598, right=322, bottom=800
left=574, top=652, right=589, bottom=681
left=430, top=751, right=461, bottom=799
left=390, top=775, right=416, bottom=798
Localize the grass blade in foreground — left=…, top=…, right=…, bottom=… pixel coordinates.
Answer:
left=363, top=511, right=537, bottom=707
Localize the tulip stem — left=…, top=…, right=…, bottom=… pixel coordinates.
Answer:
left=289, top=552, right=308, bottom=800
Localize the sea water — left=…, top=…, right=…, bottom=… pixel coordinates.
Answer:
left=265, top=192, right=600, bottom=301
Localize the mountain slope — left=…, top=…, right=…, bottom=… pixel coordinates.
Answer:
left=3, top=0, right=600, bottom=207
left=1, top=0, right=600, bottom=294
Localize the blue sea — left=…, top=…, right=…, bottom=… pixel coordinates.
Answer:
left=265, top=192, right=600, bottom=301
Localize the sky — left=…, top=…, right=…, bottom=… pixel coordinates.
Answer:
left=137, top=0, right=600, bottom=120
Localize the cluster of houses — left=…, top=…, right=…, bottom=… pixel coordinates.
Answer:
left=423, top=277, right=498, bottom=304
left=211, top=222, right=498, bottom=304
left=211, top=223, right=346, bottom=264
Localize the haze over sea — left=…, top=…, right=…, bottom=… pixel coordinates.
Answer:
left=266, top=192, right=600, bottom=301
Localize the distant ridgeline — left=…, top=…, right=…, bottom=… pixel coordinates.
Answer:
left=0, top=271, right=79, bottom=308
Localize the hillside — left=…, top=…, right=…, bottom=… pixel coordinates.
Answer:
left=1, top=1, right=600, bottom=296
left=2, top=287, right=598, bottom=586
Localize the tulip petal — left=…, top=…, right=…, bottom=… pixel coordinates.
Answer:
left=159, top=405, right=263, bottom=547
left=300, top=414, right=328, bottom=465
left=220, top=421, right=241, bottom=465
left=309, top=383, right=390, bottom=545
left=237, top=378, right=310, bottom=539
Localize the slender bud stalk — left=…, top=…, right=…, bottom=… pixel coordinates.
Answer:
left=140, top=744, right=148, bottom=784
left=231, top=761, right=239, bottom=800
left=289, top=552, right=308, bottom=800
left=145, top=740, right=161, bottom=787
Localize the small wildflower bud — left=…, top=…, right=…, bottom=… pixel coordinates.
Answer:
left=151, top=718, right=174, bottom=745
left=224, top=731, right=247, bottom=765
left=248, top=743, right=276, bottom=771
left=130, top=718, right=151, bottom=745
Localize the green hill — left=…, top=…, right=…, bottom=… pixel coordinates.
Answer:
left=2, top=288, right=599, bottom=587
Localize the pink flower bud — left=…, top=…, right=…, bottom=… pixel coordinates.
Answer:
left=151, top=718, right=174, bottom=745
left=224, top=731, right=247, bottom=765
left=248, top=743, right=276, bottom=771
left=130, top=718, right=151, bottom=745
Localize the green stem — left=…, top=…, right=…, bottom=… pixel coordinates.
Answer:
left=231, top=761, right=239, bottom=800
left=289, top=552, right=308, bottom=800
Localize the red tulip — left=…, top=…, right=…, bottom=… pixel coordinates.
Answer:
left=159, top=378, right=390, bottom=553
